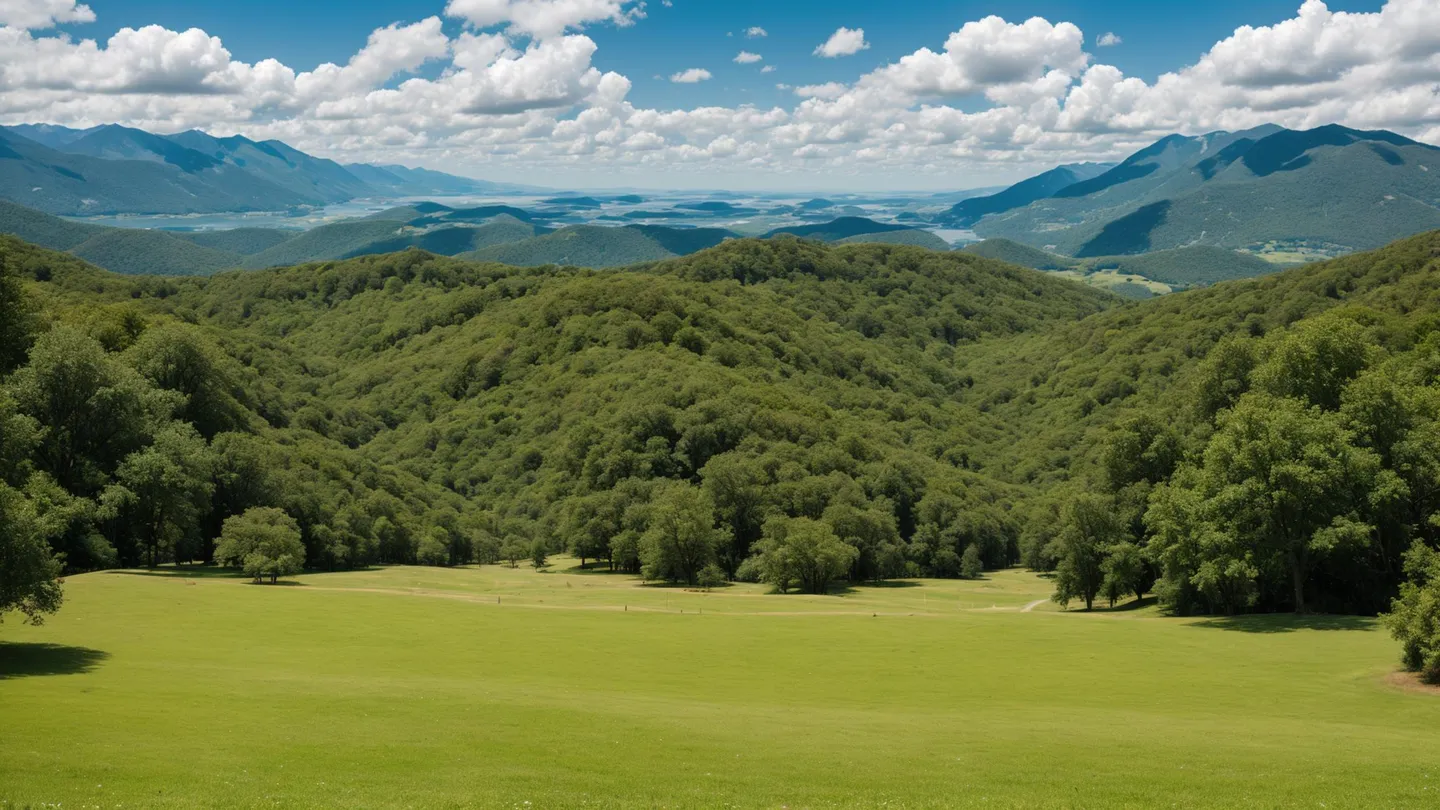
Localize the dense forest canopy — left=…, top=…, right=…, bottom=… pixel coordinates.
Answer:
left=3, top=230, right=1440, bottom=675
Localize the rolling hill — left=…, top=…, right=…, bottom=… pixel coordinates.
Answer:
left=240, top=220, right=407, bottom=269
left=835, top=229, right=952, bottom=251
left=973, top=125, right=1440, bottom=257
left=764, top=217, right=920, bottom=242
left=66, top=229, right=243, bottom=276
left=458, top=224, right=691, bottom=267
left=176, top=228, right=301, bottom=256
left=0, top=198, right=248, bottom=275
left=344, top=221, right=551, bottom=259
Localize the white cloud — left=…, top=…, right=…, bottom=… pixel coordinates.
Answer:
left=745, top=27, right=767, bottom=38
left=0, top=0, right=93, bottom=29
left=761, top=65, right=776, bottom=74
left=0, top=0, right=1437, bottom=189
left=794, top=82, right=848, bottom=100
left=444, top=0, right=644, bottom=39
left=669, top=68, right=711, bottom=83
left=814, top=27, right=869, bottom=58
left=733, top=51, right=762, bottom=64
left=1097, top=32, right=1121, bottom=47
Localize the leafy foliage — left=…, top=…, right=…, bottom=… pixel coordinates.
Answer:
left=214, top=507, right=305, bottom=583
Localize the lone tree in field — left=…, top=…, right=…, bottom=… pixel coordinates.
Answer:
left=214, top=507, right=305, bottom=584
left=0, top=484, right=63, bottom=624
left=754, top=517, right=857, bottom=595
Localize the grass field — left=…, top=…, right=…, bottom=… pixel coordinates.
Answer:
left=2, top=562, right=1437, bottom=808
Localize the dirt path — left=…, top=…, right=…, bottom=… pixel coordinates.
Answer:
left=1021, top=599, right=1047, bottom=613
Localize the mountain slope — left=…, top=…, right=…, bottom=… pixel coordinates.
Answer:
left=944, top=164, right=1112, bottom=226
left=67, top=229, right=243, bottom=276
left=166, top=130, right=372, bottom=204
left=0, top=128, right=313, bottom=215
left=976, top=125, right=1440, bottom=256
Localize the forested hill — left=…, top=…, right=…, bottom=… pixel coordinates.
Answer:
left=955, top=230, right=1440, bottom=615
left=6, top=229, right=1440, bottom=623
left=1, top=236, right=1114, bottom=584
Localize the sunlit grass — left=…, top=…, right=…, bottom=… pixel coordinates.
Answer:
left=1, top=563, right=1433, bottom=808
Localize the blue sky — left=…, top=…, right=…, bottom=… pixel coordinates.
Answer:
left=2, top=0, right=1427, bottom=191
left=86, top=0, right=1385, bottom=109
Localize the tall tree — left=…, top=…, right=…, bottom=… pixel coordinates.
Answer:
left=1053, top=495, right=1125, bottom=611
left=1199, top=394, right=1378, bottom=613
left=0, top=250, right=35, bottom=375
left=0, top=483, right=63, bottom=624
left=102, top=424, right=215, bottom=567
left=640, top=483, right=721, bottom=586
left=702, top=452, right=769, bottom=576
left=8, top=327, right=174, bottom=494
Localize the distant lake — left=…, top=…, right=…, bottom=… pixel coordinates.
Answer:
left=58, top=194, right=560, bottom=232
left=59, top=193, right=961, bottom=238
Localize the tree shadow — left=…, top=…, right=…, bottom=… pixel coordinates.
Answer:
left=858, top=580, right=924, bottom=590
left=111, top=566, right=364, bottom=581
left=0, top=642, right=109, bottom=680
left=1088, top=596, right=1158, bottom=613
left=112, top=566, right=247, bottom=580
left=1189, top=614, right=1377, bottom=634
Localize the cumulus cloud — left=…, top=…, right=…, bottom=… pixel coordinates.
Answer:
left=0, top=0, right=93, bottom=29
left=794, top=82, right=848, bottom=100
left=0, top=0, right=1437, bottom=187
left=1097, top=32, right=1121, bottom=47
left=669, top=68, right=711, bottom=83
left=761, top=65, right=776, bottom=74
left=814, top=27, right=869, bottom=58
left=444, top=0, right=644, bottom=39
left=745, top=26, right=767, bottom=38
left=733, top=51, right=762, bottom=64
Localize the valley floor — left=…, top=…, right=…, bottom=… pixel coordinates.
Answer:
left=1, top=563, right=1434, bottom=808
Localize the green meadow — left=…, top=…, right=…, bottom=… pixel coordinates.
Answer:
left=2, top=563, right=1436, bottom=809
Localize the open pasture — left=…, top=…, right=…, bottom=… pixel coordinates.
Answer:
left=1, top=563, right=1436, bottom=809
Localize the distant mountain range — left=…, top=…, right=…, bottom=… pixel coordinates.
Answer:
left=954, top=124, right=1440, bottom=257
left=0, top=123, right=529, bottom=215
left=0, top=196, right=947, bottom=274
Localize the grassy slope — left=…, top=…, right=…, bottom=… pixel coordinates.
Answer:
left=0, top=565, right=1432, bottom=808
